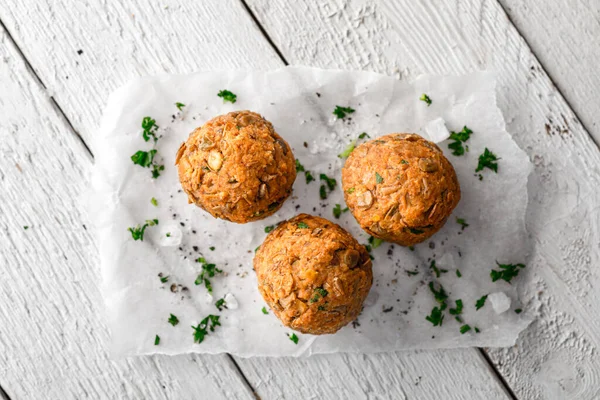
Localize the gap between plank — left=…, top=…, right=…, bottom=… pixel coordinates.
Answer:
left=0, top=384, right=12, bottom=400
left=239, top=0, right=289, bottom=65
left=496, top=1, right=600, bottom=150
left=227, top=354, right=262, bottom=400
left=478, top=348, right=518, bottom=400
left=0, top=17, right=94, bottom=159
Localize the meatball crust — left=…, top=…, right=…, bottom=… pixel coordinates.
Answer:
left=342, top=133, right=460, bottom=246
left=176, top=111, right=296, bottom=223
left=254, top=214, right=373, bottom=335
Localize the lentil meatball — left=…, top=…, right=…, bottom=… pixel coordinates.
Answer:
left=342, top=133, right=460, bottom=246
left=176, top=111, right=296, bottom=223
left=254, top=214, right=372, bottom=335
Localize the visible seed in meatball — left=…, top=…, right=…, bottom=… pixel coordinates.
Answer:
left=176, top=111, right=296, bottom=223
left=342, top=133, right=460, bottom=246
left=254, top=214, right=373, bottom=335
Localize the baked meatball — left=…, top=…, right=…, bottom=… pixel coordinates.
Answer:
left=342, top=133, right=460, bottom=246
left=254, top=214, right=372, bottom=335
left=176, top=111, right=296, bottom=223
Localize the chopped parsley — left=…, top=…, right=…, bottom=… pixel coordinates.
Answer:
left=346, top=187, right=355, bottom=194
left=476, top=148, right=499, bottom=174
left=456, top=218, right=468, bottom=230
left=447, top=126, right=473, bottom=156
left=264, top=225, right=275, bottom=233
left=297, top=222, right=309, bottom=229
left=425, top=306, right=445, bottom=326
left=475, top=295, right=488, bottom=310
left=215, top=298, right=226, bottom=311
left=305, top=171, right=315, bottom=184
left=408, top=246, right=415, bottom=251
left=333, top=204, right=349, bottom=219
left=151, top=197, right=158, bottom=207
left=23, top=226, right=29, bottom=230
left=515, top=308, right=523, bottom=314
left=168, top=314, right=179, bottom=326
left=127, top=219, right=158, bottom=241
left=166, top=232, right=171, bottom=237
left=456, top=269, right=462, bottom=278
left=175, top=102, right=185, bottom=110
left=460, top=324, right=471, bottom=334
left=449, top=299, right=463, bottom=316
left=192, top=315, right=221, bottom=344
left=195, top=258, right=223, bottom=294
left=474, top=327, right=481, bottom=333
left=131, top=149, right=164, bottom=179
left=333, top=105, right=355, bottom=119
left=420, top=93, right=432, bottom=106
left=288, top=333, right=299, bottom=344
left=255, top=246, right=260, bottom=252
left=160, top=275, right=169, bottom=283
left=295, top=159, right=305, bottom=172
left=375, top=172, right=383, bottom=184
left=368, top=236, right=384, bottom=249
left=310, top=287, right=328, bottom=303
left=429, top=282, right=448, bottom=305
left=261, top=307, right=268, bottom=315
left=141, top=117, right=159, bottom=143
left=401, top=159, right=409, bottom=164
left=320, top=174, right=337, bottom=191
left=338, top=139, right=357, bottom=158
left=319, top=185, right=327, bottom=199
left=217, top=89, right=237, bottom=103
left=429, top=260, right=448, bottom=278
left=154, top=335, right=160, bottom=345
left=359, top=132, right=370, bottom=139
left=490, top=262, right=525, bottom=283
left=209, top=246, right=215, bottom=251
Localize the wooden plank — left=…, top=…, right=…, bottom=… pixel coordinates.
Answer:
left=245, top=0, right=600, bottom=398
left=0, top=24, right=253, bottom=400
left=0, top=1, right=512, bottom=399
left=499, top=0, right=600, bottom=143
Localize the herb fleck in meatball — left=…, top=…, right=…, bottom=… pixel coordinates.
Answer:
left=176, top=111, right=296, bottom=223
left=254, top=214, right=372, bottom=335
left=342, top=133, right=460, bottom=246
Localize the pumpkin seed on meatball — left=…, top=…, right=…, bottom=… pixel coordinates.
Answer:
left=176, top=111, right=296, bottom=223
left=342, top=133, right=460, bottom=246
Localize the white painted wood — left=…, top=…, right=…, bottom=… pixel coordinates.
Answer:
left=0, top=24, right=253, bottom=400
left=244, top=0, right=600, bottom=399
left=499, top=0, right=600, bottom=144
left=0, top=0, right=512, bottom=399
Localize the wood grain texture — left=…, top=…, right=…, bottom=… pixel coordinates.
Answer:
left=245, top=0, right=600, bottom=399
left=0, top=1, right=514, bottom=399
left=0, top=17, right=254, bottom=400
left=499, top=0, right=600, bottom=144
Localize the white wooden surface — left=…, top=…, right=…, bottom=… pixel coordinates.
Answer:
left=1, top=0, right=599, bottom=399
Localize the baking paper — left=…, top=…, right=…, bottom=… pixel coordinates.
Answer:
left=91, top=67, right=533, bottom=357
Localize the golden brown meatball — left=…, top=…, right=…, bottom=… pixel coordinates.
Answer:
left=176, top=111, right=296, bottom=223
left=342, top=133, right=460, bottom=246
left=254, top=214, right=372, bottom=335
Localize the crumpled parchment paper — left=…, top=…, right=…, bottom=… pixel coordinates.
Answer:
left=91, top=66, right=533, bottom=357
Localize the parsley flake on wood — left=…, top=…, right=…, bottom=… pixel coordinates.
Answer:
left=476, top=148, right=499, bottom=174
left=368, top=236, right=384, bottom=249
left=447, top=126, right=473, bottom=156
left=215, top=298, right=226, bottom=311
left=127, top=219, right=158, bottom=241
left=515, top=308, right=523, bottom=314
left=261, top=307, right=268, bottom=315
left=175, top=102, right=185, bottom=110
left=420, top=93, right=432, bottom=106
left=195, top=258, right=223, bottom=294
left=375, top=172, right=383, bottom=184
left=338, top=139, right=357, bottom=158
left=141, top=117, right=159, bottom=143
left=288, top=333, right=299, bottom=344
left=264, top=225, right=274, bottom=233
left=23, top=226, right=29, bottom=230
left=192, top=315, right=221, bottom=344
left=333, top=204, right=349, bottom=219
left=217, top=90, right=237, bottom=103
left=154, top=335, right=160, bottom=345
left=151, top=197, right=158, bottom=206
left=449, top=299, right=463, bottom=316
left=333, top=105, right=355, bottom=119
left=168, top=314, right=179, bottom=326
left=475, top=295, right=488, bottom=310
left=297, top=222, right=309, bottom=229
left=460, top=324, right=471, bottom=334
left=490, top=262, right=525, bottom=283
left=456, top=218, right=469, bottom=230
